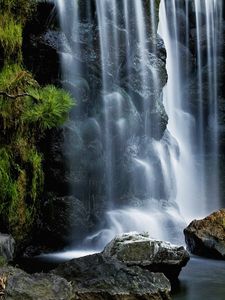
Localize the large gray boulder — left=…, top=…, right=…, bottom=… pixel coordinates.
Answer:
left=103, top=232, right=190, bottom=282
left=52, top=233, right=191, bottom=299
left=0, top=266, right=73, bottom=300
left=54, top=253, right=171, bottom=300
left=1, top=233, right=191, bottom=299
left=0, top=234, right=15, bottom=262
left=184, top=209, right=225, bottom=259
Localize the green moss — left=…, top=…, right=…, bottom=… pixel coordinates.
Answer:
left=0, top=144, right=45, bottom=241
left=0, top=0, right=36, bottom=62
left=0, top=0, right=75, bottom=245
left=0, top=0, right=36, bottom=24
left=0, top=70, right=74, bottom=243
left=0, top=14, right=22, bottom=61
left=0, top=148, right=11, bottom=206
left=0, top=64, right=37, bottom=92
left=28, top=149, right=44, bottom=202
left=0, top=66, right=75, bottom=244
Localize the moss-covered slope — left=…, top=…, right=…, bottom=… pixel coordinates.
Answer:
left=0, top=0, right=74, bottom=248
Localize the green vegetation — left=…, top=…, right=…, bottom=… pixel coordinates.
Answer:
left=24, top=85, right=74, bottom=130
left=0, top=256, right=7, bottom=267
left=0, top=0, right=36, bottom=24
left=0, top=64, right=74, bottom=244
left=0, top=14, right=22, bottom=61
left=0, top=0, right=74, bottom=246
left=0, top=0, right=36, bottom=62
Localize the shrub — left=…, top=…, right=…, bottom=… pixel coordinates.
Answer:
left=23, top=85, right=74, bottom=131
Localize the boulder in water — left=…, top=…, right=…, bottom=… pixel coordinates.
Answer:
left=102, top=232, right=190, bottom=282
left=7, top=233, right=191, bottom=299
left=184, top=209, right=225, bottom=259
left=54, top=253, right=171, bottom=300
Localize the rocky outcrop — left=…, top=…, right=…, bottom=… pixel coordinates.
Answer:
left=0, top=266, right=73, bottom=300
left=0, top=234, right=15, bottom=262
left=102, top=232, right=190, bottom=282
left=54, top=253, right=171, bottom=300
left=0, top=259, right=171, bottom=300
left=52, top=233, right=191, bottom=299
left=184, top=209, right=225, bottom=259
left=0, top=234, right=192, bottom=299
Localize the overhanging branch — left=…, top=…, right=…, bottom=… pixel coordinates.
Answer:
left=0, top=91, right=39, bottom=102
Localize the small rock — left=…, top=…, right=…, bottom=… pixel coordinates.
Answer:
left=102, top=232, right=190, bottom=282
left=0, top=234, right=15, bottom=262
left=184, top=209, right=225, bottom=259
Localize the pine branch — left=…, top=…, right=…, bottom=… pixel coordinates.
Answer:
left=0, top=91, right=39, bottom=102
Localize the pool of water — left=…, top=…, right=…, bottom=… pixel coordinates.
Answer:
left=15, top=249, right=98, bottom=273
left=173, top=256, right=225, bottom=300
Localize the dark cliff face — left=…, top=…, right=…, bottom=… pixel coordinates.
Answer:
left=23, top=2, right=61, bottom=86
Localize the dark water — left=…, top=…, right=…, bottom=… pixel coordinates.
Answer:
left=173, top=257, right=225, bottom=300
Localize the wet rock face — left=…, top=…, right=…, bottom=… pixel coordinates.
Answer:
left=54, top=253, right=171, bottom=300
left=42, top=196, right=89, bottom=245
left=184, top=209, right=225, bottom=259
left=0, top=234, right=15, bottom=262
left=23, top=2, right=60, bottom=85
left=0, top=266, right=73, bottom=300
left=102, top=232, right=190, bottom=282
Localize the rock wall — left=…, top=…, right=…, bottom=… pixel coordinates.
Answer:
left=23, top=1, right=169, bottom=247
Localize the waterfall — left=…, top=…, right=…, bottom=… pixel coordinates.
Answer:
left=55, top=0, right=223, bottom=250
left=159, top=0, right=223, bottom=220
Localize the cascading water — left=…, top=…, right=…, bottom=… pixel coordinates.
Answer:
left=159, top=0, right=223, bottom=220
left=54, top=0, right=224, bottom=252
